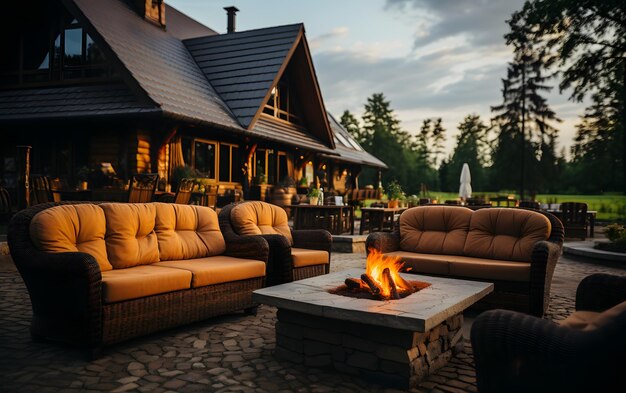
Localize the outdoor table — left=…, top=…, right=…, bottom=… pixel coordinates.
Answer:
left=359, top=207, right=407, bottom=235
left=291, top=204, right=354, bottom=235
left=547, top=209, right=597, bottom=238
left=54, top=189, right=93, bottom=201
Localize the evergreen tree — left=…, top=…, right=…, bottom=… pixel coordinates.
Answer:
left=445, top=115, right=489, bottom=193
left=339, top=110, right=364, bottom=146
left=510, top=0, right=626, bottom=192
left=491, top=20, right=560, bottom=197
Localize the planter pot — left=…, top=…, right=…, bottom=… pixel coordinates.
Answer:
left=79, top=181, right=88, bottom=190
left=388, top=199, right=399, bottom=209
left=309, top=197, right=319, bottom=206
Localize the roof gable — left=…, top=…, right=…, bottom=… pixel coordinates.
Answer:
left=185, top=24, right=334, bottom=148
left=68, top=0, right=240, bottom=130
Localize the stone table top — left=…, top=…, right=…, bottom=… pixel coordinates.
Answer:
left=253, top=268, right=494, bottom=332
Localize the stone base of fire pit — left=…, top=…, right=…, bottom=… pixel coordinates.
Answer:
left=253, top=269, right=492, bottom=389
left=275, top=309, right=464, bottom=389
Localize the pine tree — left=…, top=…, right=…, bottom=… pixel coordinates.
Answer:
left=491, top=20, right=560, bottom=197
left=445, top=115, right=489, bottom=192
left=339, top=110, right=364, bottom=146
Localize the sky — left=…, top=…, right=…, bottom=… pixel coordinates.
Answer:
left=168, top=0, right=586, bottom=158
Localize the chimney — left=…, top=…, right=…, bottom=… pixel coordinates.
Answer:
left=133, top=0, right=166, bottom=28
left=224, top=6, right=239, bottom=33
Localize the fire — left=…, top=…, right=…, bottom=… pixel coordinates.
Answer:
left=365, top=248, right=412, bottom=299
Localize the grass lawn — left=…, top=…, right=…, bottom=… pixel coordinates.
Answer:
left=361, top=193, right=626, bottom=222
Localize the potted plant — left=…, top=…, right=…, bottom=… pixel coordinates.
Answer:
left=76, top=166, right=91, bottom=190
left=386, top=180, right=403, bottom=208
left=307, top=187, right=320, bottom=205
left=171, top=165, right=197, bottom=191
left=596, top=224, right=626, bottom=253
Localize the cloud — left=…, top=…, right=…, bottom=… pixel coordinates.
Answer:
left=385, top=0, right=526, bottom=49
left=309, top=26, right=350, bottom=50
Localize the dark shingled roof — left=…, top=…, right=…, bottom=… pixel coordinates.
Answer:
left=165, top=4, right=218, bottom=40
left=252, top=117, right=336, bottom=155
left=0, top=84, right=159, bottom=121
left=325, top=114, right=388, bottom=168
left=71, top=0, right=241, bottom=129
left=184, top=24, right=302, bottom=129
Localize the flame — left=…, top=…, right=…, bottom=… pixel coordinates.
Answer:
left=365, top=248, right=411, bottom=298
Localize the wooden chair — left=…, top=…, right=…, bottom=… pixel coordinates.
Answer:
left=560, top=202, right=588, bottom=239
left=0, top=186, right=13, bottom=221
left=30, top=175, right=54, bottom=205
left=174, top=178, right=194, bottom=205
left=127, top=173, right=159, bottom=203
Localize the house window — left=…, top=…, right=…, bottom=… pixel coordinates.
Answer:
left=194, top=141, right=217, bottom=180
left=262, top=75, right=303, bottom=125
left=1, top=9, right=112, bottom=86
left=219, top=143, right=239, bottom=183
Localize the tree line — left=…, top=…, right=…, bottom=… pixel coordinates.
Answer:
left=340, top=0, right=625, bottom=197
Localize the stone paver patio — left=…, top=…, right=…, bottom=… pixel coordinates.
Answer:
left=0, top=248, right=624, bottom=393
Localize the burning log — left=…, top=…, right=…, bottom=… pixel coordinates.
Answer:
left=361, top=273, right=382, bottom=296
left=382, top=268, right=400, bottom=300
left=345, top=278, right=363, bottom=290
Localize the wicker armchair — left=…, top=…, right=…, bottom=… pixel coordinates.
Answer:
left=471, top=274, right=626, bottom=393
left=219, top=201, right=332, bottom=285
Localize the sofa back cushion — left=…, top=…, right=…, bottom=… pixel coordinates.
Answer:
left=399, top=206, right=472, bottom=255
left=154, top=203, right=226, bottom=260
left=29, top=204, right=113, bottom=272
left=101, top=203, right=160, bottom=269
left=463, top=208, right=551, bottom=262
left=230, top=201, right=293, bottom=245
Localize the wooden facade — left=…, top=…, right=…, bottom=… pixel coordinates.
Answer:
left=0, top=0, right=385, bottom=206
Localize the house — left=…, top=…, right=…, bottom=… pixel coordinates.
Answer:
left=0, top=0, right=385, bottom=204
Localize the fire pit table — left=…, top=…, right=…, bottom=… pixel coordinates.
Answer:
left=253, top=268, right=493, bottom=389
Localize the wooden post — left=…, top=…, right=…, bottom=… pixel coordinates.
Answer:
left=16, top=145, right=31, bottom=209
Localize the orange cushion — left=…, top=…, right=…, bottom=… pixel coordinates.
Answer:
left=464, top=208, right=551, bottom=262
left=154, top=256, right=266, bottom=287
left=560, top=301, right=626, bottom=331
left=230, top=201, right=293, bottom=245
left=101, top=265, right=191, bottom=303
left=399, top=206, right=472, bottom=256
left=291, top=248, right=330, bottom=268
left=154, top=203, right=226, bottom=260
left=384, top=251, right=531, bottom=282
left=101, top=203, right=160, bottom=269
left=30, top=204, right=112, bottom=272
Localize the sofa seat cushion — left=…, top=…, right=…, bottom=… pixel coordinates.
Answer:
left=559, top=301, right=626, bottom=331
left=101, top=203, right=160, bottom=268
left=384, top=251, right=531, bottom=282
left=101, top=265, right=192, bottom=303
left=399, top=206, right=472, bottom=256
left=291, top=248, right=330, bottom=268
left=230, top=201, right=293, bottom=245
left=30, top=204, right=112, bottom=272
left=154, top=256, right=266, bottom=287
left=154, top=203, right=226, bottom=261
left=464, top=208, right=551, bottom=262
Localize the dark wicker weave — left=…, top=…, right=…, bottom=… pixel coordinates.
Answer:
left=366, top=208, right=564, bottom=316
left=471, top=274, right=626, bottom=393
left=8, top=201, right=269, bottom=353
left=219, top=202, right=332, bottom=285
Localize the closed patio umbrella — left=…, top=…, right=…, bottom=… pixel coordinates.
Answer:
left=459, top=163, right=472, bottom=200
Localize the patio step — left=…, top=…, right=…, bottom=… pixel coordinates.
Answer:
left=331, top=234, right=368, bottom=253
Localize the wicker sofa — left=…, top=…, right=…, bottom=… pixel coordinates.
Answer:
left=219, top=201, right=331, bottom=285
left=8, top=201, right=269, bottom=353
left=366, top=206, right=563, bottom=316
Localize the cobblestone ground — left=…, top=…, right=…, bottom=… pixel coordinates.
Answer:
left=0, top=250, right=624, bottom=393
